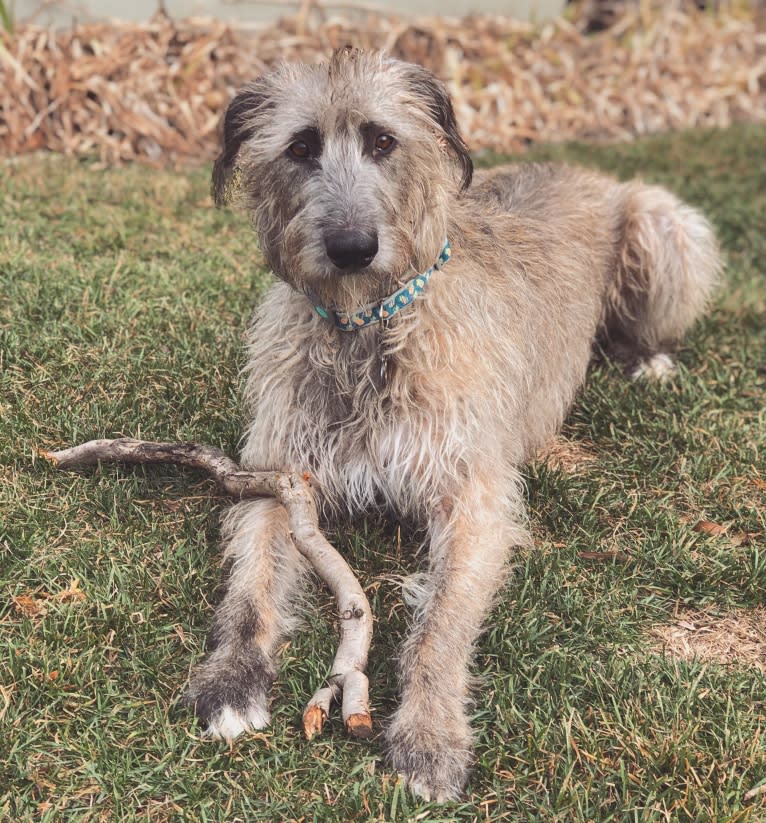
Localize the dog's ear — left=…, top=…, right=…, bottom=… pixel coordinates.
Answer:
left=212, top=79, right=273, bottom=207
left=404, top=65, right=473, bottom=190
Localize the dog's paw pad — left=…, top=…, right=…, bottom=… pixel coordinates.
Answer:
left=202, top=702, right=271, bottom=741
left=631, top=352, right=677, bottom=382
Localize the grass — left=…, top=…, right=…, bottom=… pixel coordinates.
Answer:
left=0, top=0, right=13, bottom=34
left=1, top=125, right=765, bottom=822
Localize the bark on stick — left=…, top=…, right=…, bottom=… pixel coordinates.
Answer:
left=41, top=437, right=373, bottom=739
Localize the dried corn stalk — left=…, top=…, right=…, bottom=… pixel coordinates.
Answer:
left=1, top=4, right=764, bottom=165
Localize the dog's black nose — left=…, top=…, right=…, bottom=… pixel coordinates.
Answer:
left=324, top=229, right=378, bottom=271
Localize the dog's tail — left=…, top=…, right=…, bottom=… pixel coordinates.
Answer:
left=602, top=182, right=722, bottom=378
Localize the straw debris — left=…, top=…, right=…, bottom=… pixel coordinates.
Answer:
left=1, top=3, right=764, bottom=165
left=650, top=607, right=766, bottom=674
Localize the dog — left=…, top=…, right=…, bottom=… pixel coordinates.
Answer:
left=185, top=48, right=721, bottom=801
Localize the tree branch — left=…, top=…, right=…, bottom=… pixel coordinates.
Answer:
left=41, top=437, right=373, bottom=740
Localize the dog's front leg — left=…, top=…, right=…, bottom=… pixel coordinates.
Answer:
left=186, top=498, right=308, bottom=738
left=386, top=484, right=527, bottom=801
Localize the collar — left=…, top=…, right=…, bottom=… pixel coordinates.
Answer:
left=310, top=238, right=452, bottom=332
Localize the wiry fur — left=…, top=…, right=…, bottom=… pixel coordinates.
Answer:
left=186, top=49, right=722, bottom=801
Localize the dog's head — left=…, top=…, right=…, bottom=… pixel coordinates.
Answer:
left=213, top=49, right=472, bottom=309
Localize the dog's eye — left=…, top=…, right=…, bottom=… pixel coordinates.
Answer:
left=287, top=140, right=311, bottom=160
left=373, top=134, right=396, bottom=156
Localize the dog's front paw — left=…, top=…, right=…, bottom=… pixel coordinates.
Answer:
left=195, top=696, right=271, bottom=741
left=186, top=653, right=276, bottom=741
left=386, top=716, right=472, bottom=802
left=631, top=352, right=677, bottom=381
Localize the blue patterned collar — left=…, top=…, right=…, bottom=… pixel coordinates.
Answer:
left=311, top=239, right=452, bottom=332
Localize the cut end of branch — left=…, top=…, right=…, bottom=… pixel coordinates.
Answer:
left=302, top=704, right=327, bottom=740
left=345, top=712, right=373, bottom=739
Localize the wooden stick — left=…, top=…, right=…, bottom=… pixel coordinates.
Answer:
left=41, top=437, right=373, bottom=739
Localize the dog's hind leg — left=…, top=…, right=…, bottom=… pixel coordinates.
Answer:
left=186, top=498, right=308, bottom=739
left=602, top=183, right=722, bottom=379
left=386, top=479, right=529, bottom=801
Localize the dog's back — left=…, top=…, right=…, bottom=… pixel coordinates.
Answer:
left=471, top=160, right=720, bottom=375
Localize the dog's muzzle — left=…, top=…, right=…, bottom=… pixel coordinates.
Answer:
left=324, top=228, right=379, bottom=272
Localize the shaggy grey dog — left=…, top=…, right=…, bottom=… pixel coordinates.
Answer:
left=186, top=48, right=721, bottom=801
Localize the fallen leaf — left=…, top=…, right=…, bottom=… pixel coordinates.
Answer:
left=52, top=578, right=86, bottom=604
left=693, top=520, right=728, bottom=537
left=728, top=532, right=755, bottom=547
left=12, top=594, right=47, bottom=618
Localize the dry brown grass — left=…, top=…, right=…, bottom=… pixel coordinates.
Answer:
left=651, top=608, right=766, bottom=673
left=0, top=4, right=764, bottom=165
left=536, top=435, right=599, bottom=474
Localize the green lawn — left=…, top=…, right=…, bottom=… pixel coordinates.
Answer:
left=1, top=126, right=765, bottom=822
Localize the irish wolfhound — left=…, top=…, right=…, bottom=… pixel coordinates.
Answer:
left=186, top=48, right=721, bottom=801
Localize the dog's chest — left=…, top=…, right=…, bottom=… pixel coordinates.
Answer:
left=242, top=327, right=472, bottom=516
left=296, top=350, right=428, bottom=512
